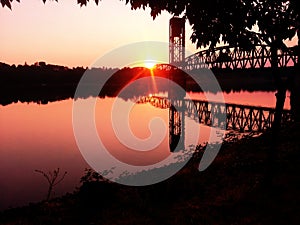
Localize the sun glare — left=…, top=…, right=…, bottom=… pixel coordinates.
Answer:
left=144, top=61, right=156, bottom=69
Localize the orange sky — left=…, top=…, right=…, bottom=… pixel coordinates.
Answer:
left=0, top=0, right=197, bottom=68
left=0, top=1, right=298, bottom=68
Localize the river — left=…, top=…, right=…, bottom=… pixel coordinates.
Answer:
left=0, top=90, right=290, bottom=210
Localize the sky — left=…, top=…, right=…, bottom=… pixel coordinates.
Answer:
left=0, top=0, right=198, bottom=68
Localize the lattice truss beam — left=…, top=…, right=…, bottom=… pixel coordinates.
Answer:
left=185, top=45, right=298, bottom=70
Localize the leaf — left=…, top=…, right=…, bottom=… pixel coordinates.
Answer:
left=77, top=0, right=88, bottom=7
left=1, top=0, right=11, bottom=9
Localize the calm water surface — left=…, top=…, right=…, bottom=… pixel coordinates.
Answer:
left=0, top=91, right=290, bottom=210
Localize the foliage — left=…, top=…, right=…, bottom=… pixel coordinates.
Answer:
left=0, top=0, right=18, bottom=9
left=78, top=168, right=116, bottom=208
left=79, top=168, right=114, bottom=184
left=252, top=1, right=295, bottom=47
left=124, top=0, right=299, bottom=51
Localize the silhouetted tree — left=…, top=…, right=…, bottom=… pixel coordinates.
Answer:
left=35, top=168, right=67, bottom=201
left=287, top=0, right=300, bottom=123
left=250, top=1, right=295, bottom=134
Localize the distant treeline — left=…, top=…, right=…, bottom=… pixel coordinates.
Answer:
left=0, top=62, right=118, bottom=86
left=0, top=61, right=279, bottom=106
left=0, top=62, right=189, bottom=105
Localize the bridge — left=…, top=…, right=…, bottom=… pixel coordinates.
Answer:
left=137, top=96, right=292, bottom=151
left=147, top=17, right=296, bottom=151
left=184, top=45, right=298, bottom=71
left=169, top=17, right=299, bottom=72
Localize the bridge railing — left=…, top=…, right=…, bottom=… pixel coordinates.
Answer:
left=184, top=45, right=298, bottom=71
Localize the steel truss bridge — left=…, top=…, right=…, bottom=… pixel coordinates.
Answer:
left=183, top=45, right=298, bottom=71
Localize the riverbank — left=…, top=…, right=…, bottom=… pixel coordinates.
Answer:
left=1, top=123, right=299, bottom=224
left=0, top=62, right=285, bottom=106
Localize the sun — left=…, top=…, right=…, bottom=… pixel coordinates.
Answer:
left=144, top=60, right=156, bottom=69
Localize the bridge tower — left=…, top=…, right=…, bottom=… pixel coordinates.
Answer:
left=169, top=16, right=186, bottom=152
left=169, top=17, right=185, bottom=65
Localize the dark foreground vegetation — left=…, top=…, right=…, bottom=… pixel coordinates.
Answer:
left=0, top=122, right=299, bottom=225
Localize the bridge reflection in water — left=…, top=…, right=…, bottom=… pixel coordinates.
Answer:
left=137, top=95, right=292, bottom=152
